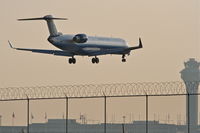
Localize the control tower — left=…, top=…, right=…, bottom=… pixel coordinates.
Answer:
left=180, top=58, right=200, bottom=132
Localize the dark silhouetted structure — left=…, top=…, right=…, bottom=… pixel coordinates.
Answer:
left=180, top=58, right=200, bottom=133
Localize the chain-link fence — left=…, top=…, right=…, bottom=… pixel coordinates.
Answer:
left=0, top=81, right=199, bottom=133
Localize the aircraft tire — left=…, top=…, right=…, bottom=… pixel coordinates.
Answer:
left=92, top=58, right=96, bottom=64
left=72, top=58, right=76, bottom=64
left=95, top=58, right=99, bottom=64
left=122, top=58, right=126, bottom=62
left=69, top=58, right=74, bottom=64
left=68, top=58, right=76, bottom=64
left=68, top=58, right=72, bottom=64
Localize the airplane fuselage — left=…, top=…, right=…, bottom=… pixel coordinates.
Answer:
left=48, top=34, right=130, bottom=56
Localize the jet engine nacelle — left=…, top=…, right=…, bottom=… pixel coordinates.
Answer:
left=73, top=34, right=88, bottom=43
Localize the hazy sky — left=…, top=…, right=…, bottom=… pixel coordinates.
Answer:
left=0, top=0, right=199, bottom=87
left=0, top=0, right=199, bottom=126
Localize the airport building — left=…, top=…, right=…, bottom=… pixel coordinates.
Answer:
left=0, top=118, right=199, bottom=133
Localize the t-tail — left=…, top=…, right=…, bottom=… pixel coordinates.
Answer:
left=18, top=15, right=67, bottom=37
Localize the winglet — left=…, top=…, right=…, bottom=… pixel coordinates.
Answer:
left=138, top=37, right=143, bottom=48
left=8, top=40, right=15, bottom=49
left=126, top=37, right=143, bottom=51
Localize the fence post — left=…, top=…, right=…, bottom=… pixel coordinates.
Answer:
left=146, top=95, right=148, bottom=133
left=65, top=96, right=69, bottom=133
left=27, top=96, right=30, bottom=133
left=104, top=94, right=107, bottom=133
left=187, top=93, right=190, bottom=133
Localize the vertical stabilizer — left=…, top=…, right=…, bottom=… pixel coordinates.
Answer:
left=44, top=15, right=60, bottom=36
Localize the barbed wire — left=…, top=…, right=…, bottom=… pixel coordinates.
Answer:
left=0, top=81, right=199, bottom=101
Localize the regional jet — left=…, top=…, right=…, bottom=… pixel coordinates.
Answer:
left=8, top=15, right=143, bottom=64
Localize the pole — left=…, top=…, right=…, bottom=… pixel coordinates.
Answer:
left=0, top=115, right=2, bottom=126
left=122, top=123, right=125, bottom=133
left=104, top=96, right=107, bottom=133
left=66, top=97, right=69, bottom=133
left=187, top=93, right=190, bottom=133
left=27, top=97, right=30, bottom=133
left=146, top=95, right=148, bottom=133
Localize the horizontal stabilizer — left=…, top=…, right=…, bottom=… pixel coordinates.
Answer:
left=18, top=15, right=67, bottom=21
left=18, top=15, right=67, bottom=37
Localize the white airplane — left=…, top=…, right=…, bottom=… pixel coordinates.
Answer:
left=8, top=15, right=143, bottom=64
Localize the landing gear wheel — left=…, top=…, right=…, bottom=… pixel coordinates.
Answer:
left=92, top=58, right=96, bottom=64
left=68, top=58, right=72, bottom=64
left=122, top=54, right=126, bottom=63
left=92, top=57, right=99, bottom=64
left=72, top=58, right=76, bottom=64
left=122, top=58, right=126, bottom=62
left=95, top=58, right=99, bottom=64
left=68, top=58, right=76, bottom=64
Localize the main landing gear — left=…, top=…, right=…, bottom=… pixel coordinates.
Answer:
left=122, top=54, right=126, bottom=62
left=68, top=57, right=76, bottom=64
left=92, top=57, right=99, bottom=64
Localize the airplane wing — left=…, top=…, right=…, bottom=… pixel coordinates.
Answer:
left=88, top=38, right=143, bottom=56
left=8, top=41, right=73, bottom=56
left=126, top=38, right=143, bottom=51
left=88, top=48, right=125, bottom=56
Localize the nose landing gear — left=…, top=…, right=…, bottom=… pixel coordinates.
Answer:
left=122, top=54, right=126, bottom=62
